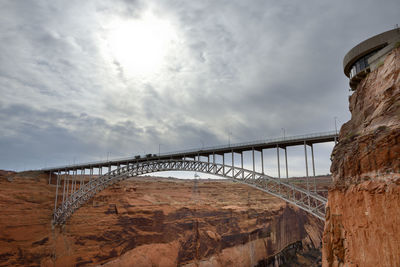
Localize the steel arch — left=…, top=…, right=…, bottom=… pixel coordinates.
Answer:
left=53, top=159, right=327, bottom=225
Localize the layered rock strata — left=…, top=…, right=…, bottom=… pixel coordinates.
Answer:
left=0, top=172, right=324, bottom=266
left=322, top=47, right=400, bottom=266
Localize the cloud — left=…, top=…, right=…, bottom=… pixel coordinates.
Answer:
left=0, top=0, right=399, bottom=174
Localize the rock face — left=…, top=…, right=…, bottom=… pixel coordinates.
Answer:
left=322, top=47, right=400, bottom=266
left=0, top=172, right=324, bottom=266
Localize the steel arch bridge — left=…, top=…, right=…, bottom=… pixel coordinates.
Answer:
left=44, top=131, right=337, bottom=225
left=53, top=158, right=327, bottom=225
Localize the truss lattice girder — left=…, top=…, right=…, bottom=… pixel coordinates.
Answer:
left=53, top=159, right=327, bottom=225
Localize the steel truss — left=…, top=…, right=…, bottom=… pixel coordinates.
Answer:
left=53, top=159, right=327, bottom=225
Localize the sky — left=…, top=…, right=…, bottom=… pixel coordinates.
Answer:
left=0, top=0, right=399, bottom=176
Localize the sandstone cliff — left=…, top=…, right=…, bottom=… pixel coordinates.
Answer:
left=0, top=172, right=323, bottom=266
left=322, top=47, right=400, bottom=266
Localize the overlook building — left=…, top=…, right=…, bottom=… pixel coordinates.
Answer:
left=343, top=28, right=400, bottom=90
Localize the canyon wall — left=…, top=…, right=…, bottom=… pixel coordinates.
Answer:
left=0, top=172, right=323, bottom=266
left=322, top=47, right=400, bottom=266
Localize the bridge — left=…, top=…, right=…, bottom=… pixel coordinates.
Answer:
left=42, top=131, right=338, bottom=225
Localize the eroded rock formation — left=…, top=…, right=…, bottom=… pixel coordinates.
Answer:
left=322, top=47, right=400, bottom=266
left=0, top=172, right=324, bottom=266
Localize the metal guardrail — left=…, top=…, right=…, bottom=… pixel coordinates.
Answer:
left=159, top=130, right=337, bottom=155
left=41, top=131, right=337, bottom=171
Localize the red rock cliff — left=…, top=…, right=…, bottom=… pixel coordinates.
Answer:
left=322, top=47, right=400, bottom=266
left=0, top=173, right=323, bottom=266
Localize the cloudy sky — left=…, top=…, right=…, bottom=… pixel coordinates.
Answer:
left=0, top=0, right=399, bottom=175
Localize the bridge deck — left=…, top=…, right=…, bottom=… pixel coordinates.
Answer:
left=42, top=131, right=337, bottom=172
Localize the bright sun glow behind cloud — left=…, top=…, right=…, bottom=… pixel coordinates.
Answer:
left=106, top=12, right=178, bottom=79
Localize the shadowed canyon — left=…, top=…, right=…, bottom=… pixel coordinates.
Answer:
left=0, top=172, right=325, bottom=266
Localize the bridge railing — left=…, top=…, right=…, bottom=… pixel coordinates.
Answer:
left=41, top=130, right=337, bottom=171
left=158, top=130, right=337, bottom=156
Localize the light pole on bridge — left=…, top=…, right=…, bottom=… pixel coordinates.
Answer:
left=334, top=117, right=338, bottom=135
left=159, top=144, right=163, bottom=156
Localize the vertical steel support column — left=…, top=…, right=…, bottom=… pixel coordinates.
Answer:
left=71, top=169, right=75, bottom=194
left=213, top=152, right=216, bottom=174
left=80, top=169, right=84, bottom=188
left=276, top=145, right=281, bottom=179
left=100, top=166, right=102, bottom=176
left=311, top=144, right=316, bottom=193
left=62, top=170, right=66, bottom=205
left=208, top=155, right=210, bottom=172
left=54, top=171, right=60, bottom=215
left=261, top=149, right=264, bottom=174
left=68, top=170, right=72, bottom=196
left=222, top=153, right=225, bottom=176
left=284, top=147, right=289, bottom=178
left=252, top=148, right=255, bottom=178
left=78, top=169, right=81, bottom=188
left=76, top=169, right=79, bottom=190
left=65, top=170, right=70, bottom=198
left=75, top=169, right=78, bottom=193
left=70, top=169, right=73, bottom=194
left=48, top=172, right=52, bottom=185
left=74, top=169, right=78, bottom=191
left=232, top=150, right=234, bottom=178
left=241, top=152, right=244, bottom=179
left=71, top=170, right=75, bottom=196
left=304, top=141, right=310, bottom=207
left=276, top=145, right=281, bottom=195
left=304, top=141, right=309, bottom=178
